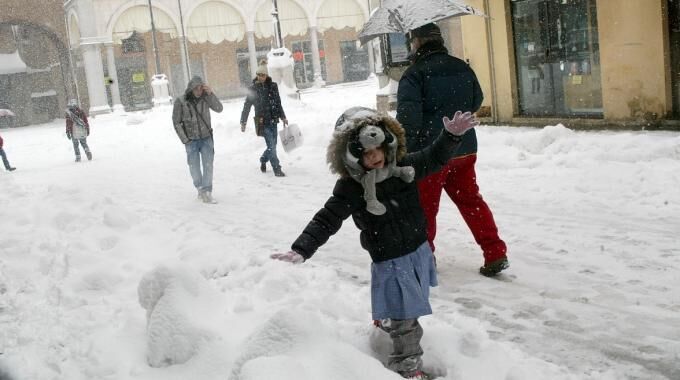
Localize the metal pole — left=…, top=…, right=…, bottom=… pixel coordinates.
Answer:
left=177, top=0, right=191, bottom=76
left=272, top=0, right=283, bottom=48
left=366, top=0, right=378, bottom=73
left=63, top=13, right=81, bottom=104
left=147, top=0, right=162, bottom=74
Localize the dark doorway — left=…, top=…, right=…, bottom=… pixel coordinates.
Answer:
left=340, top=40, right=370, bottom=82
left=511, top=0, right=602, bottom=116
left=669, top=0, right=680, bottom=118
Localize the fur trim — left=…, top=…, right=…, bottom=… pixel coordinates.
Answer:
left=327, top=113, right=407, bottom=177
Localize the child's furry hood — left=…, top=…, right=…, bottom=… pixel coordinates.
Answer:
left=327, top=112, right=407, bottom=177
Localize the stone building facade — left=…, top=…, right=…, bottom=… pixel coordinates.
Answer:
left=63, top=0, right=380, bottom=114
left=460, top=0, right=680, bottom=128
left=0, top=0, right=76, bottom=127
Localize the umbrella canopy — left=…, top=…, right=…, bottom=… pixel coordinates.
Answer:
left=358, top=0, right=484, bottom=45
left=0, top=109, right=16, bottom=117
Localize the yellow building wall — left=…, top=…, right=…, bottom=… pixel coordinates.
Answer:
left=461, top=0, right=516, bottom=122
left=461, top=0, right=671, bottom=123
left=597, top=0, right=671, bottom=120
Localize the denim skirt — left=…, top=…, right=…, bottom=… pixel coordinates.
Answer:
left=370, top=242, right=438, bottom=320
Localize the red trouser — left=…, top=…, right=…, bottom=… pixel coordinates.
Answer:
left=417, top=154, right=507, bottom=265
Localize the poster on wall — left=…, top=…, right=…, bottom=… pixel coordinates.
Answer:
left=380, top=33, right=410, bottom=67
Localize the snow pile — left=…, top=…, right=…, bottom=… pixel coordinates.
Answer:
left=0, top=80, right=678, bottom=380
left=138, top=265, right=219, bottom=367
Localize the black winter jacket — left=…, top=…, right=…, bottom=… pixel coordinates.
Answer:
left=397, top=42, right=483, bottom=155
left=291, top=129, right=462, bottom=263
left=240, top=77, right=286, bottom=126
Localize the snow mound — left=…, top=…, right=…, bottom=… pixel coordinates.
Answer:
left=138, top=265, right=218, bottom=367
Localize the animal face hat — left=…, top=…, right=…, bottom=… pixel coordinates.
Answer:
left=328, top=107, right=414, bottom=215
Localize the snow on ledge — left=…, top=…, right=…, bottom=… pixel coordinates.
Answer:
left=30, top=90, right=57, bottom=98
left=0, top=51, right=28, bottom=75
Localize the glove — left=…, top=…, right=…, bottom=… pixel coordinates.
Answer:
left=270, top=251, right=305, bottom=264
left=66, top=132, right=72, bottom=140
left=282, top=118, right=289, bottom=127
left=442, top=111, right=479, bottom=136
left=240, top=123, right=246, bottom=132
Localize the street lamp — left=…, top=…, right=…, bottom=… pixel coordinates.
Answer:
left=147, top=0, right=162, bottom=75
left=177, top=0, right=191, bottom=82
left=272, top=0, right=283, bottom=49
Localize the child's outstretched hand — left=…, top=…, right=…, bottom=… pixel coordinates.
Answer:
left=443, top=111, right=479, bottom=136
left=270, top=251, right=305, bottom=264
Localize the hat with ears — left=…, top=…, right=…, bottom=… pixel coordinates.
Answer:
left=346, top=124, right=394, bottom=164
left=256, top=60, right=268, bottom=76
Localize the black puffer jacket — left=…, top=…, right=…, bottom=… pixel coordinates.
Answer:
left=291, top=114, right=463, bottom=263
left=397, top=42, right=483, bottom=156
left=240, top=77, right=286, bottom=126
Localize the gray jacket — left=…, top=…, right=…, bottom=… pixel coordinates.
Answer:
left=172, top=77, right=223, bottom=144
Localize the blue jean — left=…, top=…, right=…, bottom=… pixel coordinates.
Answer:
left=71, top=138, right=90, bottom=157
left=1, top=147, right=11, bottom=169
left=185, top=137, right=214, bottom=192
left=260, top=123, right=280, bottom=170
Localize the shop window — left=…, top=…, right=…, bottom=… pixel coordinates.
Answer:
left=511, top=0, right=602, bottom=116
left=236, top=46, right=270, bottom=87
left=290, top=40, right=327, bottom=87
left=340, top=40, right=370, bottom=82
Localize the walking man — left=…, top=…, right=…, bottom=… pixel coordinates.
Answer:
left=172, top=76, right=223, bottom=203
left=396, top=23, right=508, bottom=276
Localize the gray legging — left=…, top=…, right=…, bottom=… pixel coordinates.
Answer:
left=378, top=318, right=424, bottom=377
left=71, top=138, right=90, bottom=157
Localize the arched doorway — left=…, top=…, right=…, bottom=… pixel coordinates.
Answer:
left=186, top=1, right=246, bottom=96
left=0, top=21, right=74, bottom=126
left=254, top=0, right=315, bottom=87
left=111, top=5, right=179, bottom=111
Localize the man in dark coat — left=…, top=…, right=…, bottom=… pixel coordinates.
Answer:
left=172, top=76, right=223, bottom=204
left=396, top=23, right=508, bottom=276
left=240, top=61, right=288, bottom=177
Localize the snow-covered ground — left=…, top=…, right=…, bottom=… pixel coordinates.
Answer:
left=0, top=80, right=678, bottom=380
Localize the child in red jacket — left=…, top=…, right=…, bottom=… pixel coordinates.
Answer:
left=0, top=134, right=16, bottom=171
left=65, top=99, right=93, bottom=162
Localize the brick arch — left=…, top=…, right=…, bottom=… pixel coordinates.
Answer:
left=0, top=20, right=74, bottom=97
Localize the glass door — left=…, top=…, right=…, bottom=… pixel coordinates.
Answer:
left=511, top=0, right=602, bottom=116
left=291, top=40, right=327, bottom=87
left=340, top=40, right=370, bottom=82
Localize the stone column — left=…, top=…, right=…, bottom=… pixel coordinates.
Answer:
left=105, top=43, right=123, bottom=111
left=247, top=31, right=258, bottom=78
left=74, top=0, right=110, bottom=114
left=80, top=42, right=110, bottom=115
left=309, top=26, right=325, bottom=87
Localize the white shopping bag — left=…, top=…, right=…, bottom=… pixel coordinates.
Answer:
left=279, top=123, right=304, bottom=153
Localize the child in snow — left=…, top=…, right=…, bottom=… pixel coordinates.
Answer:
left=0, top=133, right=16, bottom=172
left=65, top=99, right=92, bottom=162
left=271, top=107, right=478, bottom=380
